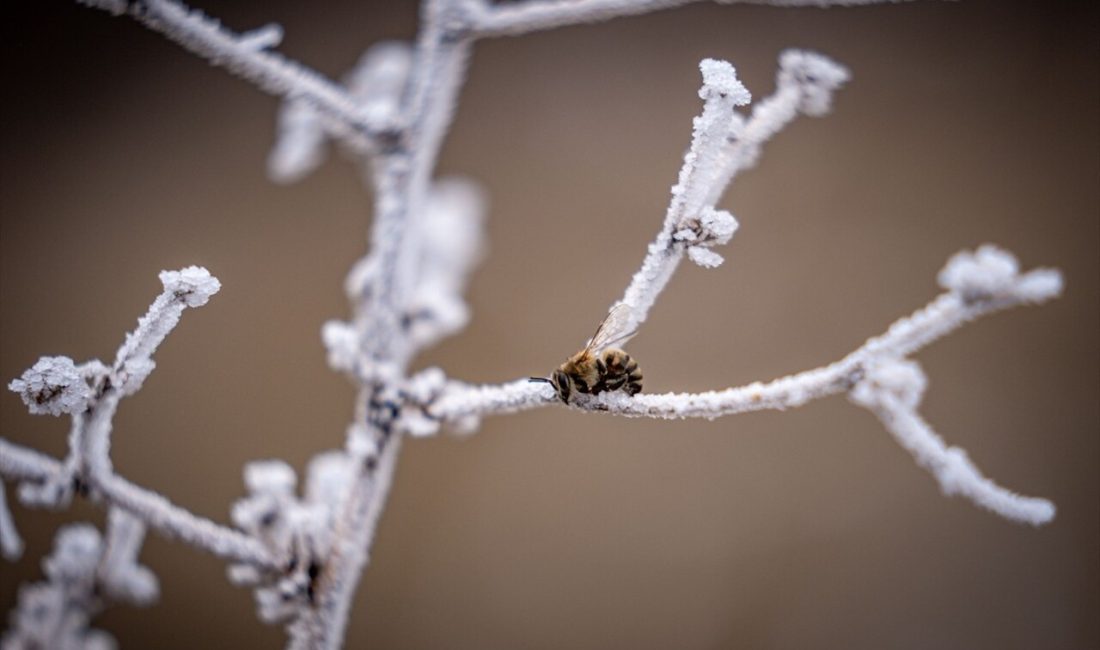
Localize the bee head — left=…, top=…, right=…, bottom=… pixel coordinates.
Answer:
left=550, top=369, right=572, bottom=403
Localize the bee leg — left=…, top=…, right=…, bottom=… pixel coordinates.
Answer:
left=596, top=357, right=607, bottom=376
left=603, top=374, right=626, bottom=391
left=623, top=356, right=642, bottom=396
left=574, top=377, right=590, bottom=394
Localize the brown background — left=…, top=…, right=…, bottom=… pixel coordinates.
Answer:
left=1, top=1, right=1097, bottom=648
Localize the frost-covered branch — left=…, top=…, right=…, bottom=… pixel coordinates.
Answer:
left=1, top=515, right=157, bottom=650
left=428, top=245, right=1061, bottom=523
left=849, top=358, right=1054, bottom=525
left=618, top=53, right=847, bottom=333
left=466, top=0, right=912, bottom=38
left=432, top=247, right=1062, bottom=423
left=2, top=268, right=277, bottom=569
left=80, top=0, right=395, bottom=153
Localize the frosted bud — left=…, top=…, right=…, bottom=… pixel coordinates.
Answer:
left=778, top=50, right=850, bottom=117
left=238, top=23, right=283, bottom=51
left=321, top=320, right=359, bottom=374
left=304, top=451, right=355, bottom=510
left=345, top=255, right=379, bottom=299
left=244, top=461, right=297, bottom=496
left=78, top=0, right=127, bottom=16
left=699, top=208, right=738, bottom=245
left=269, top=98, right=326, bottom=184
left=1014, top=268, right=1063, bottom=303
left=44, top=525, right=103, bottom=584
left=255, top=586, right=298, bottom=623
left=159, top=266, right=221, bottom=307
left=9, top=356, right=92, bottom=416
left=404, top=367, right=447, bottom=403
left=849, top=357, right=927, bottom=411
left=347, top=41, right=415, bottom=126
left=937, top=245, right=1019, bottom=301
left=397, top=413, right=441, bottom=438
left=345, top=423, right=378, bottom=461
left=446, top=413, right=482, bottom=437
left=698, top=59, right=751, bottom=105
left=687, top=247, right=725, bottom=268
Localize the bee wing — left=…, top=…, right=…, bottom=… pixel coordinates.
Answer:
left=584, top=303, right=638, bottom=353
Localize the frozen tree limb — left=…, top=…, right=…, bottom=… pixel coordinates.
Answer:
left=3, top=516, right=155, bottom=648
left=0, top=482, right=23, bottom=561
left=618, top=59, right=751, bottom=331
left=433, top=247, right=1062, bottom=422
left=428, top=245, right=1061, bottom=524
left=466, top=0, right=915, bottom=38
left=80, top=0, right=395, bottom=154
left=269, top=41, right=416, bottom=184
left=849, top=358, right=1055, bottom=525
left=704, top=50, right=850, bottom=205
left=2, top=268, right=277, bottom=569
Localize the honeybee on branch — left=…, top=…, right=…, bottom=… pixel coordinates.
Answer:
left=532, top=303, right=643, bottom=403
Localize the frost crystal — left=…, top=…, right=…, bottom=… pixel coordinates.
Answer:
left=9, top=356, right=92, bottom=417
left=159, top=266, right=221, bottom=307
left=687, top=246, right=726, bottom=268
left=938, top=244, right=1019, bottom=297
left=778, top=49, right=851, bottom=116
left=699, top=58, right=752, bottom=105
left=0, top=481, right=24, bottom=560
left=849, top=357, right=927, bottom=411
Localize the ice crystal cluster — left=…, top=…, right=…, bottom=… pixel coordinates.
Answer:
left=1, top=1, right=1064, bottom=648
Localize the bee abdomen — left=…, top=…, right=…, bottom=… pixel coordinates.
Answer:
left=598, top=349, right=643, bottom=396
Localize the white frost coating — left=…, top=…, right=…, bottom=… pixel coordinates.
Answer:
left=620, top=59, right=749, bottom=329
left=405, top=178, right=487, bottom=350
left=777, top=49, right=850, bottom=117
left=848, top=356, right=926, bottom=411
left=0, top=481, right=24, bottom=560
left=268, top=40, right=414, bottom=184
left=229, top=452, right=361, bottom=628
left=321, top=320, right=360, bottom=376
left=1, top=524, right=116, bottom=650
left=3, top=266, right=275, bottom=573
left=269, top=98, right=328, bottom=184
left=84, top=0, right=389, bottom=154
left=238, top=23, right=284, bottom=51
left=393, top=367, right=448, bottom=437
left=98, top=509, right=158, bottom=605
left=433, top=247, right=1062, bottom=427
left=347, top=41, right=415, bottom=127
left=687, top=246, right=726, bottom=268
left=113, top=266, right=220, bottom=376
left=938, top=244, right=1063, bottom=305
left=850, top=358, right=1055, bottom=525
left=8, top=356, right=92, bottom=417
left=699, top=58, right=753, bottom=104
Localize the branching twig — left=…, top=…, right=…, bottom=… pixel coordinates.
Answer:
left=80, top=0, right=396, bottom=152
left=4, top=0, right=1065, bottom=648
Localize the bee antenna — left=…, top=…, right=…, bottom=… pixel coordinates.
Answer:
left=528, top=376, right=552, bottom=384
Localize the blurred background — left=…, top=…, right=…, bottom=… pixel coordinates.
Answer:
left=1, top=1, right=1097, bottom=648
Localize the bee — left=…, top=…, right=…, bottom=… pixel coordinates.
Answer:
left=532, top=303, right=643, bottom=403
